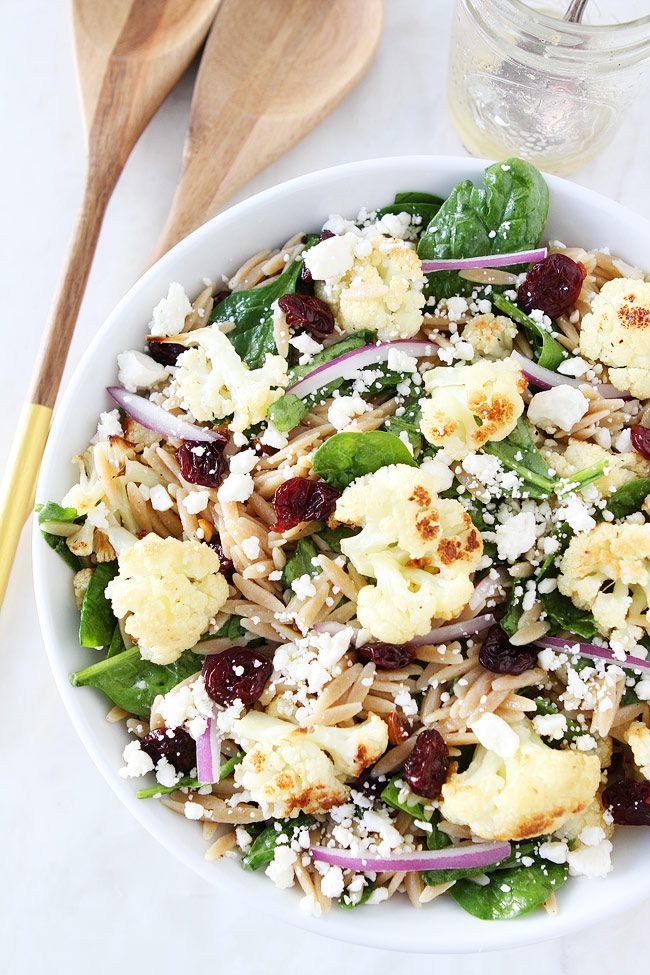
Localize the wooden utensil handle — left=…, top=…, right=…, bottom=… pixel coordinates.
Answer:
left=30, top=159, right=120, bottom=408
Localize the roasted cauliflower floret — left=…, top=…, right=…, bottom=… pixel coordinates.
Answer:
left=419, top=359, right=527, bottom=461
left=440, top=719, right=600, bottom=841
left=174, top=325, right=288, bottom=432
left=105, top=534, right=228, bottom=665
left=579, top=277, right=650, bottom=399
left=557, top=523, right=650, bottom=649
left=231, top=711, right=388, bottom=818
left=461, top=313, right=517, bottom=359
left=543, top=439, right=650, bottom=497
left=625, top=721, right=650, bottom=779
left=335, top=464, right=482, bottom=642
left=304, top=232, right=426, bottom=340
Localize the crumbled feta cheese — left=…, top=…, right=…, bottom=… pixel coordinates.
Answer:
left=527, top=385, right=589, bottom=433
left=229, top=449, right=259, bottom=475
left=319, top=865, right=345, bottom=898
left=91, top=409, right=123, bottom=444
left=471, top=713, right=519, bottom=758
left=182, top=490, right=210, bottom=514
left=567, top=839, right=613, bottom=878
left=539, top=840, right=569, bottom=864
left=241, top=536, right=261, bottom=560
left=149, top=484, right=174, bottom=511
left=291, top=574, right=317, bottom=601
left=117, top=350, right=167, bottom=392
left=260, top=422, right=289, bottom=450
left=289, top=331, right=323, bottom=364
left=533, top=713, right=568, bottom=741
left=150, top=282, right=192, bottom=337
left=265, top=846, right=297, bottom=888
left=495, top=511, right=537, bottom=562
left=303, top=234, right=357, bottom=279
left=446, top=296, right=469, bottom=321
left=387, top=347, right=418, bottom=374
left=155, top=756, right=181, bottom=788
left=119, top=740, right=154, bottom=779
left=218, top=472, right=254, bottom=503
left=183, top=801, right=205, bottom=820
left=327, top=394, right=370, bottom=431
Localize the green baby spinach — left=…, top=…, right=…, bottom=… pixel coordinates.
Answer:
left=377, top=190, right=444, bottom=228
left=450, top=861, right=568, bottom=921
left=210, top=258, right=302, bottom=369
left=316, top=524, right=358, bottom=555
left=312, top=430, right=416, bottom=490
left=36, top=501, right=83, bottom=570
left=491, top=294, right=567, bottom=370
left=241, top=813, right=314, bottom=871
left=418, top=158, right=549, bottom=300
left=136, top=752, right=243, bottom=798
left=212, top=616, right=246, bottom=640
left=539, top=587, right=597, bottom=640
left=281, top=538, right=320, bottom=589
left=71, top=646, right=203, bottom=717
left=606, top=477, right=650, bottom=519
left=380, top=777, right=431, bottom=821
left=79, top=562, right=119, bottom=649
left=107, top=623, right=126, bottom=659
left=384, top=391, right=423, bottom=453
left=338, top=882, right=376, bottom=910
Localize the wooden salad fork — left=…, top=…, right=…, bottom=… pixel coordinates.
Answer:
left=0, top=0, right=220, bottom=606
left=152, top=0, right=384, bottom=259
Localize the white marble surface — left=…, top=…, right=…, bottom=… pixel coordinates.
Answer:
left=2, top=1, right=650, bottom=971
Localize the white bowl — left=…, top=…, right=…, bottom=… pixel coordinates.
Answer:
left=33, top=156, right=650, bottom=953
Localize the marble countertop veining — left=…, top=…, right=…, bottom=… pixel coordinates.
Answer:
left=2, top=1, right=649, bottom=972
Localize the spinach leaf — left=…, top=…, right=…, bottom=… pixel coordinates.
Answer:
left=136, top=752, right=243, bottom=798
left=606, top=477, right=650, bottom=519
left=42, top=533, right=82, bottom=571
left=213, top=616, right=246, bottom=640
left=266, top=393, right=311, bottom=433
left=107, top=622, right=126, bottom=659
left=210, top=259, right=302, bottom=368
left=533, top=697, right=582, bottom=743
left=312, top=431, right=416, bottom=490
left=316, top=524, right=358, bottom=555
left=287, top=330, right=376, bottom=383
left=36, top=501, right=80, bottom=525
left=539, top=587, right=597, bottom=640
left=377, top=190, right=443, bottom=228
left=79, top=562, right=119, bottom=649
left=418, top=158, right=549, bottom=300
left=450, top=861, right=568, bottom=920
left=241, top=813, right=313, bottom=871
left=71, top=646, right=203, bottom=717
left=491, top=294, right=566, bottom=370
left=384, top=392, right=423, bottom=452
left=37, top=501, right=83, bottom=570
left=484, top=417, right=556, bottom=498
left=380, top=777, right=431, bottom=820
left=338, top=882, right=376, bottom=909
left=499, top=585, right=524, bottom=638
left=281, top=538, right=319, bottom=589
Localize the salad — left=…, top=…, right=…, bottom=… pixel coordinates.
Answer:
left=39, top=158, right=650, bottom=921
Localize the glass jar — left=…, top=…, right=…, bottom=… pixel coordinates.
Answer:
left=448, top=0, right=650, bottom=174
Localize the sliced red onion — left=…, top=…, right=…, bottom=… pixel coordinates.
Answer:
left=196, top=716, right=221, bottom=784
left=310, top=841, right=511, bottom=873
left=287, top=340, right=438, bottom=401
left=511, top=352, right=630, bottom=401
left=313, top=622, right=348, bottom=636
left=536, top=636, right=650, bottom=674
left=107, top=387, right=222, bottom=442
left=406, top=613, right=495, bottom=648
left=421, top=248, right=547, bottom=274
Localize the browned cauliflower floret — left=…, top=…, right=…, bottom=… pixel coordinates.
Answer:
left=579, top=277, right=650, bottom=398
left=461, top=313, right=518, bottom=359
left=419, top=359, right=527, bottom=461
left=335, top=464, right=482, bottom=642
left=543, top=439, right=650, bottom=497
left=558, top=523, right=650, bottom=652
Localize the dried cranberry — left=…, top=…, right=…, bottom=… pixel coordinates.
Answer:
left=402, top=729, right=449, bottom=799
left=203, top=647, right=273, bottom=707
left=271, top=477, right=340, bottom=532
left=300, top=230, right=335, bottom=285
left=278, top=293, right=335, bottom=338
left=140, top=727, right=196, bottom=774
left=357, top=642, right=413, bottom=670
left=603, top=778, right=650, bottom=825
left=479, top=624, right=538, bottom=675
left=213, top=289, right=231, bottom=306
left=630, top=426, right=650, bottom=461
left=517, top=253, right=586, bottom=320
left=176, top=438, right=228, bottom=487
left=146, top=338, right=186, bottom=367
left=205, top=533, right=234, bottom=580
left=355, top=766, right=385, bottom=799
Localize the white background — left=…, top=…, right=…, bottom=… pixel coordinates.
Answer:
left=2, top=1, right=650, bottom=972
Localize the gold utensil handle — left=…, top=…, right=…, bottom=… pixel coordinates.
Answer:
left=0, top=404, right=52, bottom=604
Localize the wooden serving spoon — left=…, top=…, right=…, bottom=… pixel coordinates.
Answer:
left=153, top=0, right=384, bottom=259
left=0, top=0, right=220, bottom=606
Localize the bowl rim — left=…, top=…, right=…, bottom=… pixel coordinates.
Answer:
left=32, top=154, right=650, bottom=953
